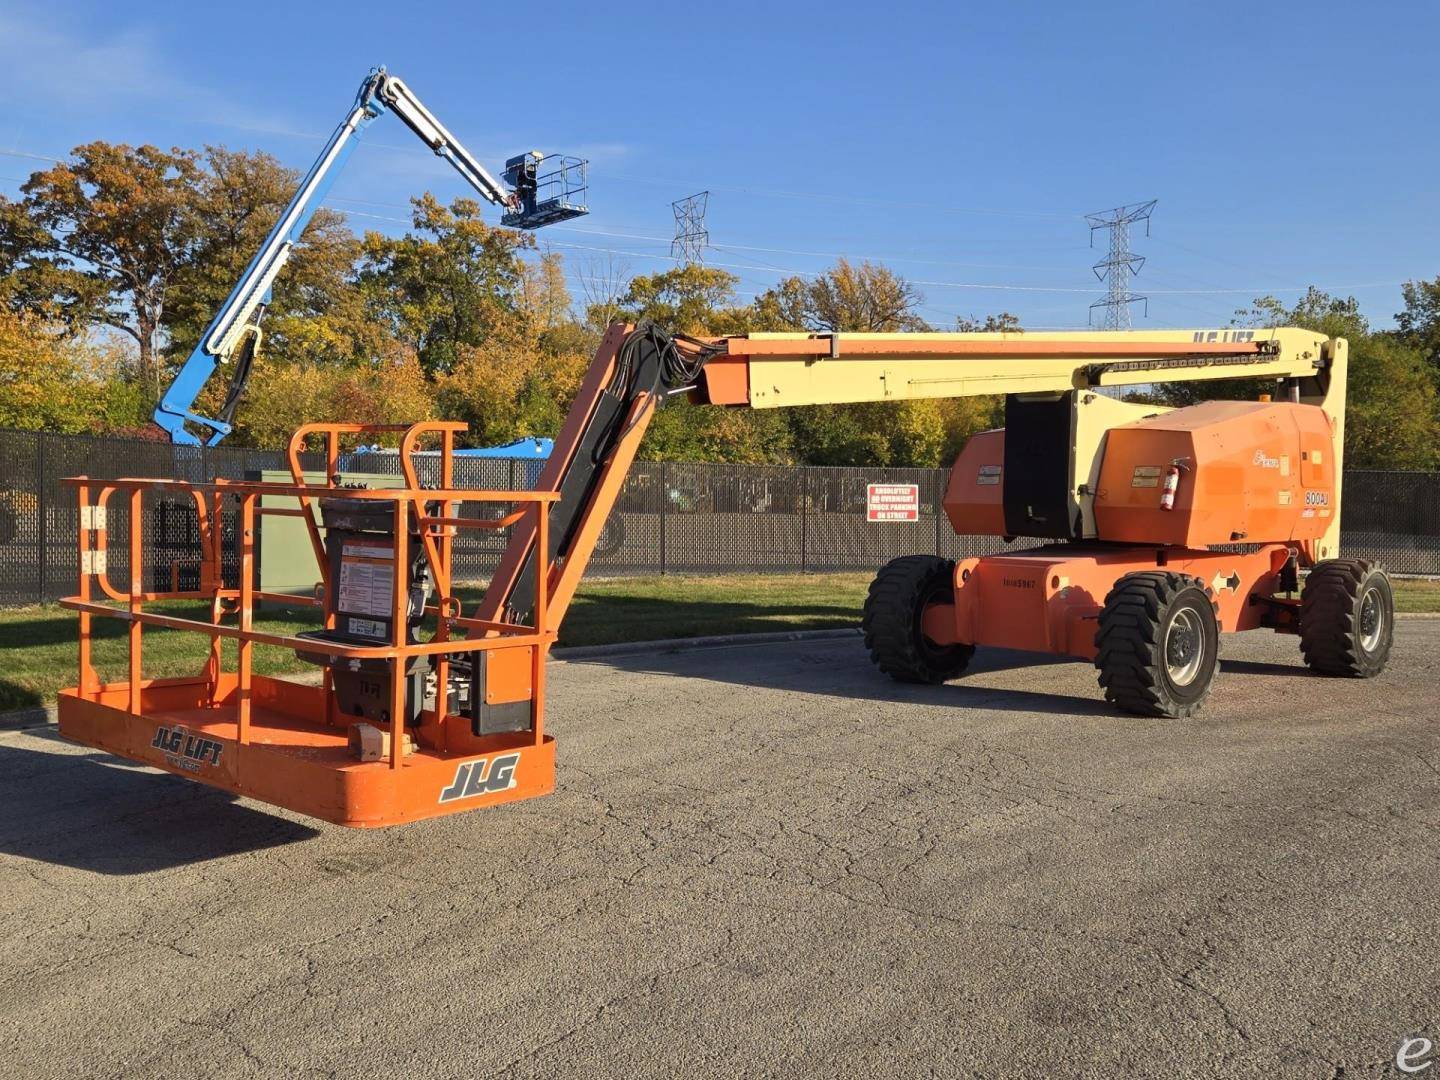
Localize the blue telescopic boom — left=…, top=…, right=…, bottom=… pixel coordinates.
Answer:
left=154, top=68, right=585, bottom=445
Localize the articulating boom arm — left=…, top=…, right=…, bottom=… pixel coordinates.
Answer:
left=154, top=68, right=587, bottom=446
left=476, top=324, right=1346, bottom=634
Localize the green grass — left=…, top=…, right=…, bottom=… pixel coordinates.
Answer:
left=0, top=573, right=873, bottom=713
left=1393, top=576, right=1440, bottom=613
left=2, top=570, right=1434, bottom=714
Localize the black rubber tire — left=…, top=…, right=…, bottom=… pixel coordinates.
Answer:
left=863, top=555, right=974, bottom=684
left=1299, top=559, right=1394, bottom=677
left=1094, top=571, right=1220, bottom=719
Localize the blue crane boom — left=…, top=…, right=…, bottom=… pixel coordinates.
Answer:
left=154, top=67, right=587, bottom=445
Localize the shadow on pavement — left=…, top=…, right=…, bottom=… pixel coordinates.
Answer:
left=1219, top=657, right=1312, bottom=678
left=572, top=639, right=1120, bottom=719
left=0, top=733, right=320, bottom=875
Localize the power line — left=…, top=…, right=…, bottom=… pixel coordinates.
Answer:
left=260, top=205, right=1426, bottom=299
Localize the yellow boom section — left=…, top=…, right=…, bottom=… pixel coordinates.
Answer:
left=704, top=327, right=1334, bottom=408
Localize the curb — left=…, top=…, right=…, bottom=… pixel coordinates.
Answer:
left=552, top=626, right=862, bottom=662
left=0, top=705, right=55, bottom=732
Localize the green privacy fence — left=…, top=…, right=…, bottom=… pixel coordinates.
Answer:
left=2, top=427, right=1437, bottom=607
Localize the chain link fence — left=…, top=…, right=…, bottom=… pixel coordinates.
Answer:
left=2, top=428, right=1438, bottom=608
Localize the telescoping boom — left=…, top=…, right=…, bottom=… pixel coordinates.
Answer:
left=153, top=68, right=587, bottom=446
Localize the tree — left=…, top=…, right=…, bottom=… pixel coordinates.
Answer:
left=1, top=142, right=204, bottom=394
left=753, top=259, right=928, bottom=333
left=956, top=312, right=1022, bottom=333
left=234, top=341, right=436, bottom=448
left=1397, top=276, right=1440, bottom=372
left=1344, top=334, right=1440, bottom=469
left=358, top=195, right=534, bottom=376
left=641, top=401, right=795, bottom=465
left=788, top=399, right=945, bottom=467
left=0, top=309, right=141, bottom=433
left=1155, top=288, right=1370, bottom=408
left=1153, top=288, right=1439, bottom=469
left=752, top=260, right=938, bottom=465
left=436, top=341, right=588, bottom=448
left=162, top=146, right=375, bottom=370
left=576, top=254, right=631, bottom=337
left=612, top=265, right=752, bottom=335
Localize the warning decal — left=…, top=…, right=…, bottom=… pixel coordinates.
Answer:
left=867, top=483, right=920, bottom=522
left=338, top=557, right=395, bottom=617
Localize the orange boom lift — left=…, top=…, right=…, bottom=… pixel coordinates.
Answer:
left=58, top=323, right=1391, bottom=826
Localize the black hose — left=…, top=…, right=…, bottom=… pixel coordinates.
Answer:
left=598, top=322, right=725, bottom=460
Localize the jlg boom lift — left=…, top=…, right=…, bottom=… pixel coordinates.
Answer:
left=60, top=322, right=1393, bottom=826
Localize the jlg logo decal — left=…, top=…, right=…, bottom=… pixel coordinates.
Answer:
left=151, top=725, right=223, bottom=772
left=438, top=753, right=521, bottom=804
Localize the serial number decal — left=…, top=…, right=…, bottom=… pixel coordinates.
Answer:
left=438, top=753, right=521, bottom=804
left=1304, top=490, right=1329, bottom=506
left=151, top=725, right=223, bottom=772
left=1132, top=465, right=1162, bottom=489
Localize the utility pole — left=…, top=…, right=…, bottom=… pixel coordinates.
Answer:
left=1085, top=200, right=1156, bottom=329
left=670, top=191, right=710, bottom=266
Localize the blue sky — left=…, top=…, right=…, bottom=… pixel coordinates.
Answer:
left=1, top=0, right=1436, bottom=330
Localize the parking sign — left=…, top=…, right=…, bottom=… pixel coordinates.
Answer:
left=866, top=483, right=920, bottom=522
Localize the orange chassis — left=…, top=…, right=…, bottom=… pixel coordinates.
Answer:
left=921, top=543, right=1299, bottom=659
left=57, top=422, right=559, bottom=828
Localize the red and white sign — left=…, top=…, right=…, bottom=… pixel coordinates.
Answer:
left=866, top=483, right=920, bottom=522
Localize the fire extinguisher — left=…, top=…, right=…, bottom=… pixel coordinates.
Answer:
left=1160, top=461, right=1185, bottom=511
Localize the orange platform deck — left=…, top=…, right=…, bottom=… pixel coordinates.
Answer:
left=57, top=674, right=555, bottom=828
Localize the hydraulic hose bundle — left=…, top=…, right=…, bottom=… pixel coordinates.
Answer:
left=499, top=323, right=723, bottom=624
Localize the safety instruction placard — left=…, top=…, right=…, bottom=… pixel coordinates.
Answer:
left=338, top=545, right=394, bottom=617
left=867, top=483, right=920, bottom=522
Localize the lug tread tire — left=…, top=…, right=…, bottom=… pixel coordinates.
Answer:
left=1095, top=571, right=1218, bottom=719
left=1299, top=559, right=1393, bottom=677
left=863, top=555, right=974, bottom=685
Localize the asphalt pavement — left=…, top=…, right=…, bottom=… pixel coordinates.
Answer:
left=2, top=621, right=1438, bottom=1078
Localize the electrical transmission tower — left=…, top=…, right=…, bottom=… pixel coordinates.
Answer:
left=1085, top=199, right=1157, bottom=329
left=671, top=191, right=710, bottom=266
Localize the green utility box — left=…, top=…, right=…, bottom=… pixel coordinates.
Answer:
left=254, top=470, right=405, bottom=601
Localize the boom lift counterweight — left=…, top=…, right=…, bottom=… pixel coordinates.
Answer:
left=60, top=323, right=1393, bottom=826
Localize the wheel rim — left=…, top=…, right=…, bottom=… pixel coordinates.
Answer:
left=1359, top=586, right=1385, bottom=652
left=1164, top=608, right=1205, bottom=687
